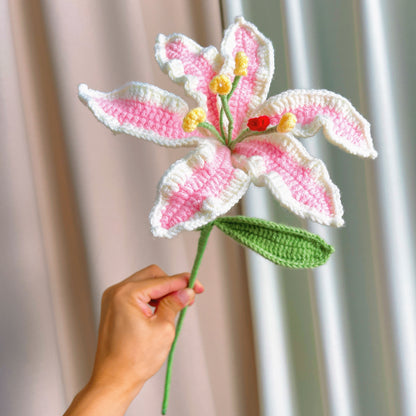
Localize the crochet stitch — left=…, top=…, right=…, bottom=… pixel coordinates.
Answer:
left=79, top=16, right=376, bottom=239
left=214, top=216, right=334, bottom=269
left=79, top=17, right=377, bottom=414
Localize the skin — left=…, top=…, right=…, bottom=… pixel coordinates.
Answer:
left=64, top=264, right=204, bottom=416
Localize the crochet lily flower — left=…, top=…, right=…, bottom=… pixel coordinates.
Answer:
left=79, top=17, right=377, bottom=414
left=79, top=17, right=376, bottom=239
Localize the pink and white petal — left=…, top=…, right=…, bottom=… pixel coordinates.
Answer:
left=150, top=140, right=250, bottom=238
left=78, top=82, right=205, bottom=148
left=220, top=16, right=274, bottom=139
left=233, top=134, right=344, bottom=226
left=255, top=89, right=377, bottom=158
left=155, top=33, right=222, bottom=128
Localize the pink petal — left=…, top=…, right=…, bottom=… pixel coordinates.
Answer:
left=220, top=16, right=274, bottom=139
left=233, top=135, right=344, bottom=226
left=255, top=90, right=377, bottom=158
left=78, top=82, right=204, bottom=147
left=155, top=34, right=222, bottom=129
left=150, top=141, right=250, bottom=238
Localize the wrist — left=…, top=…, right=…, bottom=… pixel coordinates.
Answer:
left=86, top=374, right=145, bottom=406
left=64, top=378, right=144, bottom=416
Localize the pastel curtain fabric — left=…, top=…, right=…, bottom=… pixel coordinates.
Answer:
left=3, top=1, right=415, bottom=415
left=0, top=1, right=258, bottom=415
left=224, top=0, right=416, bottom=415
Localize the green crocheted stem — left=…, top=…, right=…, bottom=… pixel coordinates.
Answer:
left=161, top=222, right=214, bottom=415
left=228, top=75, right=241, bottom=99
left=230, top=126, right=279, bottom=149
left=218, top=75, right=241, bottom=145
left=161, top=217, right=332, bottom=413
left=198, top=122, right=225, bottom=145
left=219, top=108, right=226, bottom=140
left=220, top=94, right=234, bottom=144
left=214, top=216, right=334, bottom=268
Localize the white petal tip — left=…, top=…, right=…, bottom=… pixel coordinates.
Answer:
left=78, top=83, right=90, bottom=102
left=149, top=212, right=175, bottom=239
left=156, top=33, right=166, bottom=44
left=151, top=226, right=172, bottom=239
left=333, top=217, right=345, bottom=227
left=356, top=148, right=377, bottom=159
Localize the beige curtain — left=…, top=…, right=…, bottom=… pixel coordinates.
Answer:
left=1, top=1, right=258, bottom=414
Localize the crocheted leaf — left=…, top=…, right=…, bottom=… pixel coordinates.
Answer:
left=78, top=82, right=204, bottom=147
left=150, top=141, right=250, bottom=238
left=213, top=216, right=334, bottom=268
left=220, top=16, right=274, bottom=140
left=233, top=134, right=344, bottom=227
left=155, top=33, right=222, bottom=129
left=255, top=89, right=377, bottom=158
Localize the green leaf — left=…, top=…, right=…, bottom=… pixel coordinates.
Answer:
left=213, top=216, right=334, bottom=269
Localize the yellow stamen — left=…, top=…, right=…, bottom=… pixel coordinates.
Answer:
left=209, top=74, right=232, bottom=95
left=182, top=108, right=206, bottom=132
left=234, top=51, right=248, bottom=76
left=277, top=112, right=297, bottom=133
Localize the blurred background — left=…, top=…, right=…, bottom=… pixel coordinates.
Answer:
left=1, top=0, right=415, bottom=415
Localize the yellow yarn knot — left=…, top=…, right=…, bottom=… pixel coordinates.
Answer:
left=234, top=51, right=248, bottom=76
left=277, top=112, right=297, bottom=133
left=209, top=74, right=232, bottom=95
left=182, top=108, right=206, bottom=132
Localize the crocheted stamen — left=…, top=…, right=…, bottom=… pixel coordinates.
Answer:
left=209, top=74, right=232, bottom=95
left=182, top=107, right=206, bottom=132
left=234, top=51, right=248, bottom=76
left=277, top=112, right=297, bottom=133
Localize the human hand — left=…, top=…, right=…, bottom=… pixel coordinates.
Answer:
left=64, top=265, right=204, bottom=416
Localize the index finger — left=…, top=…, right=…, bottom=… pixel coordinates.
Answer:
left=122, top=264, right=167, bottom=283
left=137, top=273, right=191, bottom=302
left=124, top=265, right=204, bottom=294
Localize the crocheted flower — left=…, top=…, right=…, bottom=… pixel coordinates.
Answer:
left=79, top=16, right=376, bottom=238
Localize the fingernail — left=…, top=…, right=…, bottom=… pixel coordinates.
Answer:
left=194, top=281, right=204, bottom=293
left=176, top=288, right=194, bottom=306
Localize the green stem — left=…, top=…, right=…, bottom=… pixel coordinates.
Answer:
left=198, top=122, right=225, bottom=145
left=228, top=75, right=241, bottom=99
left=220, top=94, right=234, bottom=144
left=230, top=126, right=279, bottom=150
left=219, top=108, right=226, bottom=140
left=231, top=127, right=250, bottom=147
left=218, top=76, right=241, bottom=146
left=161, top=222, right=215, bottom=415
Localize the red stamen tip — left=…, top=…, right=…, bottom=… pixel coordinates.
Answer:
left=247, top=115, right=270, bottom=131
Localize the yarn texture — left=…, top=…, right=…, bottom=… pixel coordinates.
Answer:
left=78, top=17, right=377, bottom=414
left=79, top=16, right=376, bottom=239
left=214, top=216, right=334, bottom=268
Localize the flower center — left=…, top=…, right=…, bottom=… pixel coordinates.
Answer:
left=182, top=51, right=297, bottom=150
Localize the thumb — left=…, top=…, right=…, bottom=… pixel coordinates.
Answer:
left=155, top=288, right=195, bottom=325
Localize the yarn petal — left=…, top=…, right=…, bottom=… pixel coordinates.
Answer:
left=233, top=134, right=344, bottom=226
left=78, top=82, right=204, bottom=147
left=255, top=89, right=377, bottom=158
left=155, top=33, right=223, bottom=128
left=219, top=16, right=274, bottom=139
left=150, top=140, right=250, bottom=238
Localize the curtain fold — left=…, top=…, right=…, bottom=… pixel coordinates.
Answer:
left=0, top=2, right=66, bottom=414
left=1, top=1, right=259, bottom=415
left=3, top=1, right=415, bottom=415
left=234, top=0, right=416, bottom=415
